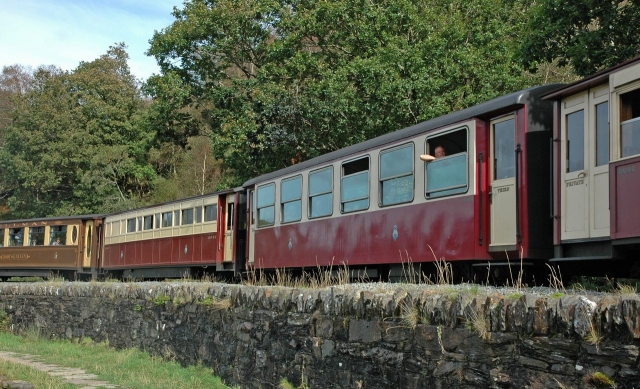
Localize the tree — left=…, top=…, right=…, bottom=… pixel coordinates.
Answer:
left=1, top=44, right=155, bottom=218
left=520, top=0, right=640, bottom=76
left=148, top=0, right=535, bottom=185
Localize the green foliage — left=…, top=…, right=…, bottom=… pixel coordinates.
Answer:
left=520, top=0, right=640, bottom=76
left=0, top=310, right=9, bottom=332
left=1, top=44, right=155, bottom=218
left=154, top=295, right=171, bottom=306
left=587, top=371, right=616, bottom=388
left=148, top=0, right=535, bottom=185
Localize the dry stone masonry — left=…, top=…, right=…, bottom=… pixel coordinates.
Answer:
left=0, top=282, right=638, bottom=389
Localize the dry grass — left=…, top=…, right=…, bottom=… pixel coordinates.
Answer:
left=465, top=308, right=490, bottom=340
left=546, top=264, right=566, bottom=294
left=428, top=246, right=453, bottom=285
left=504, top=248, right=524, bottom=291
left=243, top=259, right=354, bottom=289
left=584, top=308, right=604, bottom=352
left=615, top=282, right=637, bottom=295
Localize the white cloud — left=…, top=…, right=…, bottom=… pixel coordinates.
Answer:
left=0, top=0, right=181, bottom=80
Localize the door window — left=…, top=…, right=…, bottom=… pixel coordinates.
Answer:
left=494, top=119, right=515, bottom=179
left=566, top=110, right=585, bottom=172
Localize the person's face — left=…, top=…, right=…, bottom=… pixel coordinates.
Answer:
left=435, top=147, right=445, bottom=158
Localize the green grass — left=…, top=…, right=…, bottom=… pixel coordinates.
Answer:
left=0, top=359, right=77, bottom=388
left=0, top=332, right=230, bottom=389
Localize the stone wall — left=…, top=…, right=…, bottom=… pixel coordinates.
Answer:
left=0, top=282, right=638, bottom=389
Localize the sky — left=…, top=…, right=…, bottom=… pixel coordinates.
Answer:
left=0, top=0, right=182, bottom=81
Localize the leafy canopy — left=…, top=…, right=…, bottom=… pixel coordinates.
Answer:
left=520, top=0, right=640, bottom=76
left=148, top=0, right=534, bottom=185
left=1, top=44, right=155, bottom=218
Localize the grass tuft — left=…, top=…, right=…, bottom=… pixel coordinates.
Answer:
left=586, top=371, right=616, bottom=388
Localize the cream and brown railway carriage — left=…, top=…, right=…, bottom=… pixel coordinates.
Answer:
left=102, top=189, right=247, bottom=279
left=0, top=215, right=104, bottom=280
left=545, top=55, right=640, bottom=277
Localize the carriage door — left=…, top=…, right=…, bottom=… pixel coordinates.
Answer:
left=560, top=90, right=610, bottom=240
left=223, top=194, right=235, bottom=262
left=490, top=116, right=517, bottom=247
left=589, top=89, right=610, bottom=238
left=83, top=221, right=93, bottom=267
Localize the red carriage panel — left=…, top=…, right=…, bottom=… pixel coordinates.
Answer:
left=611, top=157, right=640, bottom=240
left=253, top=196, right=480, bottom=269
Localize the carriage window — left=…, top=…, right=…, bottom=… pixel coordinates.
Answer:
left=195, top=206, right=202, bottom=223
left=257, top=183, right=275, bottom=227
left=281, top=176, right=302, bottom=223
left=155, top=213, right=161, bottom=229
left=0, top=229, right=4, bottom=247
left=50, top=225, right=67, bottom=245
left=204, top=205, right=217, bottom=222
left=127, top=218, right=136, bottom=233
left=596, top=102, right=609, bottom=166
left=174, top=210, right=180, bottom=226
left=309, top=167, right=333, bottom=218
left=620, top=89, right=640, bottom=158
left=567, top=110, right=585, bottom=172
left=494, top=119, right=515, bottom=179
left=341, top=157, right=369, bottom=213
left=29, top=226, right=45, bottom=246
left=380, top=144, right=414, bottom=206
left=425, top=128, right=469, bottom=198
left=162, top=212, right=172, bottom=227
left=9, top=228, right=24, bottom=246
left=143, top=215, right=153, bottom=230
left=182, top=208, right=194, bottom=225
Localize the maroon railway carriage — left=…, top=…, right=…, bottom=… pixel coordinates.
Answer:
left=102, top=190, right=247, bottom=279
left=242, top=85, right=560, bottom=281
left=0, top=215, right=104, bottom=280
left=544, top=56, right=640, bottom=278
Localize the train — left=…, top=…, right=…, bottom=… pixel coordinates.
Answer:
left=0, top=56, right=639, bottom=283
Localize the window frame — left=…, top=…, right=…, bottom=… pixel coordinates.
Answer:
left=308, top=166, right=334, bottom=219
left=280, top=175, right=303, bottom=224
left=424, top=126, right=470, bottom=199
left=256, top=183, right=276, bottom=227
left=182, top=208, right=194, bottom=225
left=204, top=204, right=217, bottom=222
left=340, top=156, right=370, bottom=213
left=126, top=218, right=136, bottom=233
left=379, top=142, right=415, bottom=207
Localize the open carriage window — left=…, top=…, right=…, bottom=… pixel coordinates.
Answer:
left=29, top=226, right=45, bottom=246
left=341, top=157, right=370, bottom=213
left=425, top=127, right=469, bottom=199
left=50, top=225, right=67, bottom=245
left=620, top=88, right=640, bottom=158
left=9, top=228, right=24, bottom=247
